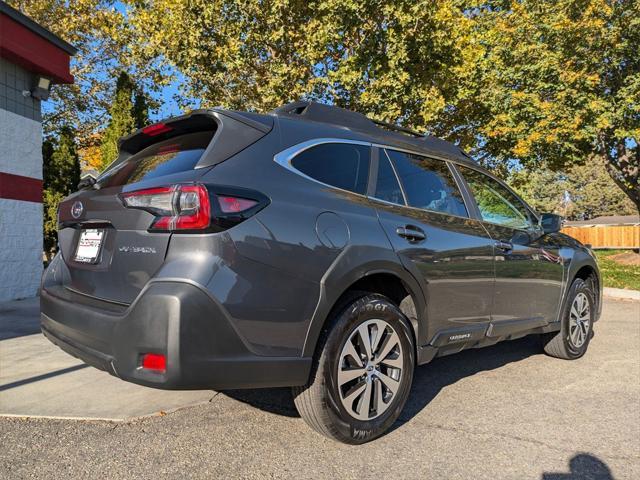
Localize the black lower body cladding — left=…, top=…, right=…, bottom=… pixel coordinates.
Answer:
left=40, top=281, right=311, bottom=390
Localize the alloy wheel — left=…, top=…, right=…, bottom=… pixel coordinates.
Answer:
left=337, top=319, right=404, bottom=421
left=568, top=292, right=591, bottom=349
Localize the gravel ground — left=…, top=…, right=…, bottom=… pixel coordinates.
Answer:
left=1, top=299, right=639, bottom=479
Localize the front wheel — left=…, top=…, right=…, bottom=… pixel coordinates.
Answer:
left=542, top=278, right=595, bottom=360
left=292, top=294, right=415, bottom=444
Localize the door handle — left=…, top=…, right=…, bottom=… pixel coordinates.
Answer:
left=396, top=225, right=426, bottom=243
left=494, top=240, right=513, bottom=252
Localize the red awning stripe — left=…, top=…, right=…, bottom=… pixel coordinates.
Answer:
left=0, top=14, right=74, bottom=84
left=0, top=172, right=43, bottom=203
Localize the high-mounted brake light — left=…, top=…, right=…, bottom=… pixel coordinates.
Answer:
left=142, top=122, right=173, bottom=136
left=120, top=184, right=211, bottom=231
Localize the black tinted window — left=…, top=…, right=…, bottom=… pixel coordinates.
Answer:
left=373, top=150, right=404, bottom=204
left=459, top=166, right=533, bottom=229
left=97, top=131, right=213, bottom=188
left=386, top=149, right=468, bottom=217
left=291, top=143, right=370, bottom=194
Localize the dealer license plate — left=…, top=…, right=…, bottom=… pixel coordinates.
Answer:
left=74, top=229, right=105, bottom=263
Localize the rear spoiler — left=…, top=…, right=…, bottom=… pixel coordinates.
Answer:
left=105, top=109, right=274, bottom=173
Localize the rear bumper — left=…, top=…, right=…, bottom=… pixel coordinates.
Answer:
left=40, top=281, right=311, bottom=390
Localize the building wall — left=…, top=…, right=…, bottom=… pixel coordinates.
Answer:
left=0, top=58, right=42, bottom=122
left=0, top=59, right=43, bottom=301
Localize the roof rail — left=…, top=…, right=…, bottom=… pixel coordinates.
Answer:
left=371, top=119, right=425, bottom=138
left=272, top=101, right=426, bottom=138
left=272, top=100, right=474, bottom=161
left=272, top=101, right=376, bottom=132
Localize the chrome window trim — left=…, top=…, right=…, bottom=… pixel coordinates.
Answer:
left=366, top=195, right=474, bottom=221
left=273, top=138, right=373, bottom=196
left=272, top=138, right=475, bottom=222
left=371, top=143, right=456, bottom=164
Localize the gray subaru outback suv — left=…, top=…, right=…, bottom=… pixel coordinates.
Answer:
left=41, top=101, right=602, bottom=443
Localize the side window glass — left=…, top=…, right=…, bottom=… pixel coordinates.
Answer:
left=385, top=149, right=468, bottom=217
left=459, top=166, right=533, bottom=229
left=291, top=143, right=370, bottom=194
left=373, top=150, right=405, bottom=204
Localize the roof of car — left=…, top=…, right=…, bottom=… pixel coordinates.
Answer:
left=267, top=101, right=475, bottom=164
left=145, top=102, right=476, bottom=166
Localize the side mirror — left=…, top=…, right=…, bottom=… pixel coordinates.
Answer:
left=540, top=213, right=563, bottom=234
left=77, top=174, right=96, bottom=190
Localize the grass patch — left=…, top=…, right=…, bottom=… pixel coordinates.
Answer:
left=594, top=250, right=640, bottom=291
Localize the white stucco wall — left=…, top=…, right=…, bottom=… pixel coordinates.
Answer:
left=0, top=108, right=43, bottom=301
left=0, top=108, right=43, bottom=179
left=0, top=199, right=43, bottom=301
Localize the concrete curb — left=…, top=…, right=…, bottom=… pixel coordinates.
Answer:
left=0, top=393, right=219, bottom=423
left=603, top=287, right=640, bottom=302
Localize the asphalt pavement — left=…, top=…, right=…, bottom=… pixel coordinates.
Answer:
left=1, top=298, right=638, bottom=479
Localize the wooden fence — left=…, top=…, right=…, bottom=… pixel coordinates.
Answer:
left=561, top=225, right=640, bottom=249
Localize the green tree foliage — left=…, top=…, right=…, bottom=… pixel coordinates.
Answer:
left=44, top=127, right=81, bottom=194
left=566, top=159, right=637, bottom=220
left=100, top=72, right=149, bottom=170
left=468, top=0, right=639, bottom=213
left=126, top=0, right=638, bottom=213
left=512, top=161, right=637, bottom=220
left=43, top=189, right=65, bottom=260
left=42, top=128, right=81, bottom=258
left=10, top=1, right=638, bottom=218
left=126, top=0, right=478, bottom=126
left=510, top=167, right=570, bottom=217
left=133, top=88, right=150, bottom=130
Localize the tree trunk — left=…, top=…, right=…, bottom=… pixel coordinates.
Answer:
left=601, top=145, right=640, bottom=217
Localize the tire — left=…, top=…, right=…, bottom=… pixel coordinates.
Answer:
left=542, top=278, right=595, bottom=360
left=292, top=293, right=415, bottom=444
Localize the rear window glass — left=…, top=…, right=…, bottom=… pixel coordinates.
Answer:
left=373, top=150, right=404, bottom=204
left=96, top=131, right=213, bottom=188
left=291, top=143, right=370, bottom=195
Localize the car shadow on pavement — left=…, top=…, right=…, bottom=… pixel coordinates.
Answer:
left=393, top=334, right=543, bottom=429
left=223, top=387, right=299, bottom=417
left=542, top=453, right=614, bottom=479
left=0, top=364, right=88, bottom=392
left=223, top=334, right=544, bottom=421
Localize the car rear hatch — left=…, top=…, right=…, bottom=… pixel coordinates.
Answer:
left=55, top=110, right=272, bottom=304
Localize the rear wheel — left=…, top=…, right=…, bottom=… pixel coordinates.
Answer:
left=292, top=294, right=415, bottom=444
left=542, top=278, right=594, bottom=360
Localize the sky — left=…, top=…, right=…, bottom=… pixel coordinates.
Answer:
left=42, top=1, right=191, bottom=125
left=152, top=73, right=198, bottom=121
left=110, top=0, right=190, bottom=121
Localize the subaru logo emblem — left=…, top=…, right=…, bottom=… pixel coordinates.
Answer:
left=71, top=201, right=84, bottom=219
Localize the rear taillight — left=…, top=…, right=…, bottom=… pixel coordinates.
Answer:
left=121, top=184, right=210, bottom=231
left=120, top=184, right=267, bottom=232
